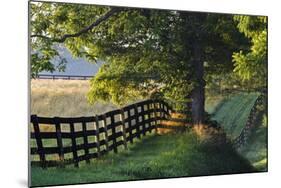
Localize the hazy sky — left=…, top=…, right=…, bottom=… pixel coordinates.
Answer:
left=40, top=46, right=102, bottom=76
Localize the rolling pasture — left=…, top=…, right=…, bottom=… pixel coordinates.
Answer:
left=31, top=79, right=117, bottom=117
left=30, top=79, right=265, bottom=186
left=31, top=132, right=254, bottom=187
left=29, top=4, right=267, bottom=187
left=206, top=92, right=267, bottom=171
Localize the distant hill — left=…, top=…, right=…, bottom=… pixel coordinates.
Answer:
left=40, top=46, right=102, bottom=76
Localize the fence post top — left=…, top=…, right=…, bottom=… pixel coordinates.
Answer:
left=31, top=114, right=38, bottom=122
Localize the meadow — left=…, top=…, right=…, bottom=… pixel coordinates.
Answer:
left=239, top=110, right=267, bottom=171
left=210, top=92, right=260, bottom=139
left=30, top=80, right=266, bottom=186
left=31, top=79, right=117, bottom=117
left=31, top=131, right=254, bottom=187
left=205, top=92, right=267, bottom=171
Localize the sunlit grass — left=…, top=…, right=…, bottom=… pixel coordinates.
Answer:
left=30, top=82, right=265, bottom=187
left=31, top=131, right=254, bottom=187
left=192, top=124, right=227, bottom=146
left=253, top=158, right=267, bottom=170
left=31, top=79, right=117, bottom=117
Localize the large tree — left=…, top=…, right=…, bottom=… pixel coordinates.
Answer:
left=30, top=2, right=252, bottom=124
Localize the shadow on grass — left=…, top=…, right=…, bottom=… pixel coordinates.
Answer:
left=31, top=132, right=256, bottom=187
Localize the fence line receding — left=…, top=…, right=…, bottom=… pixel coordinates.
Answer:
left=30, top=99, right=172, bottom=168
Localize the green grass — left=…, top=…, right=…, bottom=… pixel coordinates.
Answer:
left=207, top=92, right=267, bottom=171
left=211, top=92, right=260, bottom=139
left=31, top=132, right=254, bottom=187
left=30, top=81, right=264, bottom=187
left=239, top=113, right=267, bottom=171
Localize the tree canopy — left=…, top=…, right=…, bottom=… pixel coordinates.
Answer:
left=232, top=15, right=267, bottom=89
left=30, top=2, right=267, bottom=123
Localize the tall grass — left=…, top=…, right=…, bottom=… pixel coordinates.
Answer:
left=31, top=79, right=117, bottom=117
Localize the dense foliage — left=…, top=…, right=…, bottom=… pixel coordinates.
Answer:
left=30, top=2, right=267, bottom=120
left=232, top=16, right=267, bottom=89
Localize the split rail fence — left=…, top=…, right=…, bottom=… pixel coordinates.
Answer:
left=30, top=99, right=172, bottom=168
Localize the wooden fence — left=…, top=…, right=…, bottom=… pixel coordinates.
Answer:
left=30, top=99, right=172, bottom=168
left=36, top=74, right=92, bottom=80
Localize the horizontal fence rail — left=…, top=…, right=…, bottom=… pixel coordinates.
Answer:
left=30, top=99, right=172, bottom=168
left=35, top=74, right=93, bottom=80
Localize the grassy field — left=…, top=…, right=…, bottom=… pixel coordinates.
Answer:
left=31, top=79, right=117, bottom=117
left=239, top=112, right=267, bottom=171
left=210, top=92, right=260, bottom=139
left=206, top=92, right=267, bottom=171
left=30, top=81, right=265, bottom=187
left=31, top=131, right=254, bottom=187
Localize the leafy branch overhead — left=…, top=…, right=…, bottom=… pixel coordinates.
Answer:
left=232, top=16, right=267, bottom=87
left=30, top=2, right=267, bottom=117
left=30, top=3, right=125, bottom=76
left=31, top=7, right=124, bottom=43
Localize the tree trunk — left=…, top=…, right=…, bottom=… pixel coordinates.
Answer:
left=191, top=80, right=205, bottom=125
left=190, top=43, right=205, bottom=125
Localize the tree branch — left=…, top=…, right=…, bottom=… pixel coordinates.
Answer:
left=31, top=7, right=123, bottom=43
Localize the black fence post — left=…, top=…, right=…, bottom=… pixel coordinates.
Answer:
left=102, top=115, right=109, bottom=152
left=31, top=115, right=46, bottom=168
left=147, top=103, right=152, bottom=133
left=69, top=122, right=79, bottom=168
left=94, top=116, right=101, bottom=157
left=141, top=104, right=146, bottom=136
left=30, top=99, right=176, bottom=168
left=110, top=115, right=118, bottom=153
left=127, top=109, right=133, bottom=143
left=82, top=121, right=90, bottom=164
left=153, top=101, right=159, bottom=134
left=54, top=117, right=65, bottom=168
left=120, top=109, right=128, bottom=150
left=134, top=104, right=141, bottom=139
